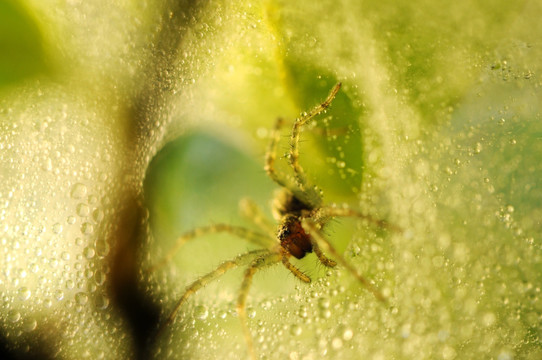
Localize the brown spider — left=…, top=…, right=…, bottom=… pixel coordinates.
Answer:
left=152, top=83, right=391, bottom=359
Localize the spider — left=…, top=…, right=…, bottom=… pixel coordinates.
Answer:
left=152, top=83, right=392, bottom=359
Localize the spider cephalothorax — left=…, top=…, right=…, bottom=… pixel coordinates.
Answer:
left=273, top=188, right=315, bottom=260
left=152, top=82, right=392, bottom=359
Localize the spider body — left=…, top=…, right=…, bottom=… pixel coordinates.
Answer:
left=275, top=189, right=315, bottom=260
left=278, top=212, right=312, bottom=260
left=152, top=82, right=392, bottom=359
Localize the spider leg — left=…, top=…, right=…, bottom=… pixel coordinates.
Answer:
left=151, top=225, right=273, bottom=272
left=289, top=83, right=341, bottom=197
left=155, top=249, right=269, bottom=340
left=237, top=253, right=282, bottom=360
left=264, top=117, right=290, bottom=188
left=314, top=205, right=402, bottom=233
left=239, top=197, right=276, bottom=236
left=301, top=218, right=387, bottom=303
left=311, top=241, right=337, bottom=267
left=280, top=251, right=311, bottom=283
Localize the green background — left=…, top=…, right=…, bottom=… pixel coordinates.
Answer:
left=0, top=0, right=541, bottom=359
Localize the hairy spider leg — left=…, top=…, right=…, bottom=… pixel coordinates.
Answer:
left=264, top=117, right=289, bottom=188
left=237, top=253, right=282, bottom=360
left=301, top=218, right=387, bottom=303
left=150, top=224, right=273, bottom=272
left=279, top=249, right=311, bottom=283
left=310, top=240, right=338, bottom=267
left=239, top=197, right=276, bottom=236
left=289, top=83, right=342, bottom=202
left=264, top=117, right=315, bottom=208
left=314, top=205, right=402, bottom=233
left=155, top=249, right=270, bottom=340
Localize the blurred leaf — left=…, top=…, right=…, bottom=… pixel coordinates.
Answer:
left=0, top=0, right=48, bottom=87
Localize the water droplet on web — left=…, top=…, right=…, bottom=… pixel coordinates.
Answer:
left=290, top=324, right=302, bottom=336
left=92, top=209, right=104, bottom=222
left=247, top=307, right=256, bottom=319
left=331, top=337, right=343, bottom=349
left=65, top=279, right=75, bottom=289
left=8, top=310, right=21, bottom=323
left=81, top=222, right=94, bottom=235
left=94, top=270, right=106, bottom=285
left=75, top=292, right=89, bottom=305
left=76, top=203, right=90, bottom=217
left=70, top=183, right=87, bottom=199
left=52, top=223, right=63, bottom=234
left=95, top=294, right=109, bottom=310
left=194, top=305, right=208, bottom=320
left=54, top=289, right=64, bottom=301
left=298, top=305, right=308, bottom=318
left=342, top=328, right=353, bottom=341
left=83, top=247, right=95, bottom=259
left=18, top=287, right=31, bottom=301
left=23, top=318, right=37, bottom=332
left=318, top=297, right=330, bottom=310
left=95, top=239, right=109, bottom=256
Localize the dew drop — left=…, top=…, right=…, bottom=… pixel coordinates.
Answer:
left=94, top=270, right=106, bottom=285
left=95, top=239, right=110, bottom=256
left=23, top=318, right=37, bottom=332
left=83, top=246, right=95, bottom=259
left=95, top=294, right=109, bottom=310
left=318, top=297, right=331, bottom=310
left=298, top=305, right=308, bottom=318
left=81, top=222, right=94, bottom=236
left=70, top=183, right=87, bottom=199
left=65, top=279, right=75, bottom=289
left=54, top=289, right=64, bottom=301
left=498, top=352, right=513, bottom=360
left=482, top=312, right=496, bottom=327
left=331, top=337, right=343, bottom=349
left=52, top=223, right=63, bottom=234
left=42, top=157, right=53, bottom=172
left=290, top=324, right=302, bottom=336
left=247, top=307, right=256, bottom=319
left=92, top=209, right=104, bottom=222
left=18, top=287, right=31, bottom=301
left=76, top=203, right=90, bottom=217
left=321, top=309, right=331, bottom=319
left=342, top=328, right=354, bottom=341
left=194, top=305, right=208, bottom=320
left=75, top=292, right=89, bottom=305
left=8, top=310, right=21, bottom=323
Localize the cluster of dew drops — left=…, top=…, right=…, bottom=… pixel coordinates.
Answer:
left=4, top=181, right=112, bottom=337
left=160, top=269, right=361, bottom=359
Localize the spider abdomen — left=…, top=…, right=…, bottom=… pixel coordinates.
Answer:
left=278, top=215, right=313, bottom=259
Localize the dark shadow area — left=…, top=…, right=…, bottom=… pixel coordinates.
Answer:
left=0, top=331, right=53, bottom=360
left=108, top=197, right=161, bottom=360
left=111, top=0, right=212, bottom=358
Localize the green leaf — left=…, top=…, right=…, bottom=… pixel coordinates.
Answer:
left=0, top=0, right=48, bottom=87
